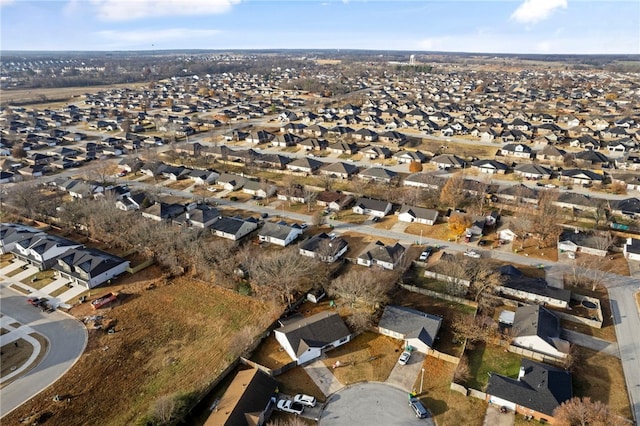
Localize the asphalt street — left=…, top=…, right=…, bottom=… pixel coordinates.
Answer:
left=0, top=282, right=88, bottom=418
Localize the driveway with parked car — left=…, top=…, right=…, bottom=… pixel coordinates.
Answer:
left=319, top=382, right=435, bottom=425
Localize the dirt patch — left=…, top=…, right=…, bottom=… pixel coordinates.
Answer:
left=413, top=356, right=487, bottom=426
left=572, top=347, right=632, bottom=419
left=322, top=331, right=400, bottom=384
left=562, top=285, right=617, bottom=341
left=164, top=179, right=194, bottom=191
left=341, top=231, right=398, bottom=259
left=3, top=266, right=280, bottom=426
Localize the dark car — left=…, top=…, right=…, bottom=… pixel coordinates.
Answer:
left=372, top=217, right=380, bottom=223
left=27, top=297, right=42, bottom=306
left=478, top=240, right=488, bottom=246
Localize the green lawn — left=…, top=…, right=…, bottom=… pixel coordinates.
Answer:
left=464, top=343, right=522, bottom=390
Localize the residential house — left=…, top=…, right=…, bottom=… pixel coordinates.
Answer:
left=511, top=305, right=570, bottom=359
left=472, top=159, right=508, bottom=175
left=53, top=247, right=130, bottom=289
left=403, top=172, right=446, bottom=190
left=319, top=161, right=359, bottom=179
left=359, top=167, right=398, bottom=183
left=378, top=305, right=442, bottom=353
left=12, top=234, right=82, bottom=270
left=573, top=150, right=610, bottom=168
left=500, top=143, right=533, bottom=159
left=217, top=173, right=247, bottom=191
left=360, top=146, right=392, bottom=159
left=258, top=222, right=303, bottom=247
left=497, top=265, right=571, bottom=308
left=356, top=241, right=406, bottom=270
left=286, top=157, right=324, bottom=173
left=141, top=202, right=186, bottom=222
left=486, top=359, right=572, bottom=424
left=299, top=138, right=328, bottom=151
left=203, top=367, right=277, bottom=426
left=558, top=230, right=609, bottom=256
left=242, top=180, right=276, bottom=199
left=274, top=311, right=351, bottom=365
left=188, top=169, right=219, bottom=185
left=430, top=154, right=467, bottom=170
left=352, top=197, right=392, bottom=217
left=537, top=144, right=566, bottom=163
left=298, top=232, right=348, bottom=263
left=393, top=150, right=427, bottom=164
left=115, top=192, right=147, bottom=211
left=623, top=237, right=640, bottom=261
left=397, top=205, right=439, bottom=225
left=328, top=141, right=359, bottom=155
left=514, top=164, right=553, bottom=180
left=315, top=191, right=354, bottom=211
left=0, top=223, right=45, bottom=255
left=608, top=198, right=640, bottom=219
left=210, top=216, right=258, bottom=241
left=173, top=205, right=220, bottom=228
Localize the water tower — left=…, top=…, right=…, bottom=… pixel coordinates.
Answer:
left=409, top=54, right=416, bottom=65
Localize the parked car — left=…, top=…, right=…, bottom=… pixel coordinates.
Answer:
left=478, top=240, right=488, bottom=247
left=419, top=247, right=433, bottom=261
left=293, top=394, right=316, bottom=407
left=409, top=397, right=431, bottom=419
left=27, top=297, right=42, bottom=306
left=277, top=399, right=304, bottom=415
left=464, top=250, right=481, bottom=259
left=398, top=350, right=412, bottom=365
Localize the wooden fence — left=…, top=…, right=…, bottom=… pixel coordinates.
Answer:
left=399, top=283, right=478, bottom=308
left=423, top=270, right=471, bottom=287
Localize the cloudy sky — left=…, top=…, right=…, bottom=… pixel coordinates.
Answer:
left=1, top=0, right=638, bottom=54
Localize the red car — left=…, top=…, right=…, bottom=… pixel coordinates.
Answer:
left=27, top=297, right=42, bottom=306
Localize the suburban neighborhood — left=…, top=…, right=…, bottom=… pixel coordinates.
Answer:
left=0, top=49, right=639, bottom=426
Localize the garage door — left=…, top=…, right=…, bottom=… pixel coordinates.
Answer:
left=489, top=396, right=516, bottom=411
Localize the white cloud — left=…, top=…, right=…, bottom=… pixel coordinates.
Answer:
left=510, top=0, right=567, bottom=24
left=90, top=0, right=240, bottom=21
left=96, top=28, right=221, bottom=45
left=0, top=0, right=15, bottom=6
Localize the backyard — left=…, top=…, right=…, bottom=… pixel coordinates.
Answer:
left=463, top=343, right=523, bottom=390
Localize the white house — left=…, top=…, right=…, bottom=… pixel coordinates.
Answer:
left=274, top=311, right=351, bottom=365
left=397, top=205, right=439, bottom=225
left=511, top=305, right=570, bottom=359
left=352, top=197, right=392, bottom=217
left=12, top=235, right=82, bottom=270
left=298, top=233, right=348, bottom=263
left=53, top=248, right=130, bottom=289
left=623, top=237, right=640, bottom=261
left=258, top=222, right=303, bottom=247
left=357, top=241, right=406, bottom=270
left=378, top=305, right=442, bottom=353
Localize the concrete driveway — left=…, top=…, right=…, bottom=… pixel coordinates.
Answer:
left=320, top=382, right=434, bottom=426
left=386, top=351, right=426, bottom=392
left=483, top=405, right=515, bottom=426
left=0, top=282, right=87, bottom=418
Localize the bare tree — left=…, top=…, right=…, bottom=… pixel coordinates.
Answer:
left=304, top=187, right=318, bottom=212
left=510, top=217, right=532, bottom=250
left=465, top=259, right=505, bottom=302
left=247, top=248, right=318, bottom=305
left=553, top=397, right=628, bottom=426
left=453, top=355, right=471, bottom=384
left=448, top=213, right=472, bottom=237
left=152, top=395, right=176, bottom=425
left=451, top=314, right=496, bottom=343
left=591, top=199, right=609, bottom=228
left=327, top=268, right=395, bottom=309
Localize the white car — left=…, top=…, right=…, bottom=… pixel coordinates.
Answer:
left=398, top=350, right=412, bottom=365
left=464, top=250, right=481, bottom=259
left=293, top=394, right=317, bottom=407
left=277, top=399, right=304, bottom=415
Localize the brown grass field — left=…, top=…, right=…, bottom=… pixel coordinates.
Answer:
left=3, top=266, right=280, bottom=426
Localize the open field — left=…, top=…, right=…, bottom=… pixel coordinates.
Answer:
left=572, top=347, right=632, bottom=419
left=414, top=356, right=487, bottom=426
left=3, top=266, right=280, bottom=426
left=0, top=83, right=146, bottom=107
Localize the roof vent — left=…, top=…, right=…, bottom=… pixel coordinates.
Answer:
left=517, top=366, right=525, bottom=381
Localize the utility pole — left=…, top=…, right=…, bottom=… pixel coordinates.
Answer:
left=420, top=368, right=425, bottom=393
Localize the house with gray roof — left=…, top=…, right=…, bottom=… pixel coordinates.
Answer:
left=558, top=229, right=609, bottom=257
left=357, top=241, right=406, bottom=270
left=319, top=161, right=359, bottom=179
left=559, top=169, right=604, bottom=186
left=511, top=305, right=570, bottom=359
left=217, top=173, right=247, bottom=191
left=352, top=197, right=392, bottom=217
left=513, top=164, right=552, bottom=180
left=274, top=311, right=351, bottom=365
left=623, top=237, right=640, bottom=261
left=393, top=150, right=426, bottom=164
left=486, top=359, right=572, bottom=423
left=298, top=232, right=348, bottom=263
left=259, top=221, right=303, bottom=247
left=403, top=172, right=446, bottom=190
left=472, top=159, right=509, bottom=175
left=12, top=234, right=82, bottom=270
left=497, top=265, right=571, bottom=308
left=398, top=205, right=439, bottom=225
left=210, top=216, right=258, bottom=241
left=359, top=167, right=398, bottom=183
left=378, top=305, right=442, bottom=353
left=430, top=154, right=467, bottom=170
left=286, top=157, right=324, bottom=173
left=0, top=223, right=45, bottom=255
left=53, top=247, right=130, bottom=289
